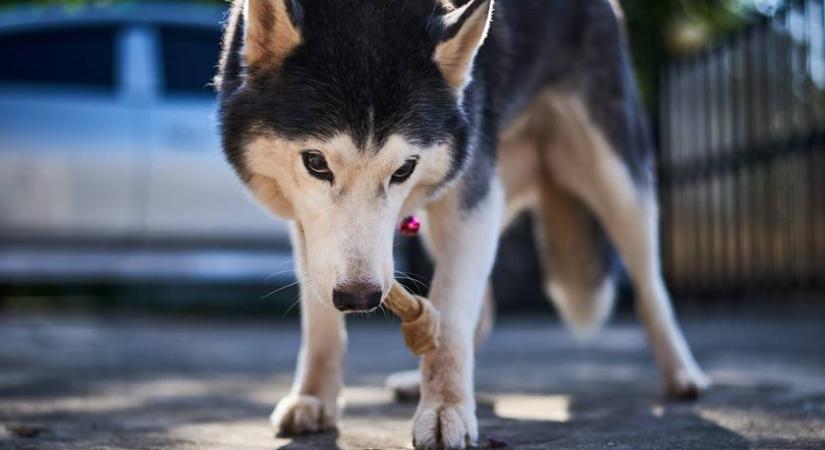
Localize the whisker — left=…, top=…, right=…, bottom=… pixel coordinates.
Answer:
left=393, top=271, right=428, bottom=291
left=381, top=303, right=394, bottom=323
left=264, top=269, right=296, bottom=282
left=301, top=277, right=327, bottom=307
left=260, top=280, right=300, bottom=300
left=264, top=258, right=296, bottom=281
left=394, top=270, right=428, bottom=282
left=281, top=294, right=302, bottom=318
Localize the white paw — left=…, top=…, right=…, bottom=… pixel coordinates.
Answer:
left=412, top=401, right=477, bottom=450
left=270, top=394, right=339, bottom=436
left=386, top=369, right=421, bottom=402
left=664, top=366, right=711, bottom=399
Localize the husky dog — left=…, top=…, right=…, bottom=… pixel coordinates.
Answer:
left=216, top=0, right=709, bottom=447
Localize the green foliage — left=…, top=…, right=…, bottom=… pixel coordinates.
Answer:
left=623, top=0, right=762, bottom=107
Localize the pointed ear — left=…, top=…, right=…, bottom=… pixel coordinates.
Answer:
left=243, top=0, right=303, bottom=70
left=433, top=0, right=494, bottom=92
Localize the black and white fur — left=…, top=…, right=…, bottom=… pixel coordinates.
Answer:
left=216, top=0, right=709, bottom=448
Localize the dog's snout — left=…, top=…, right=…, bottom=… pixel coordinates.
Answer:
left=332, top=283, right=383, bottom=312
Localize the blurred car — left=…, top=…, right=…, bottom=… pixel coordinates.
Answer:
left=0, top=3, right=293, bottom=283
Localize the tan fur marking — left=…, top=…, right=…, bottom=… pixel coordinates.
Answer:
left=244, top=0, right=302, bottom=70
left=434, top=0, right=493, bottom=92
left=496, top=106, right=541, bottom=227
left=243, top=134, right=302, bottom=219
left=248, top=174, right=294, bottom=218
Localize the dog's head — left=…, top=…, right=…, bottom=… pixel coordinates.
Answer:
left=216, top=0, right=493, bottom=311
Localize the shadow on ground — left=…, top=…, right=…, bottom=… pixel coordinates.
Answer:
left=1, top=315, right=824, bottom=449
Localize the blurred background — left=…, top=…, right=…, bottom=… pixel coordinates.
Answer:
left=0, top=0, right=822, bottom=317
left=3, top=3, right=824, bottom=449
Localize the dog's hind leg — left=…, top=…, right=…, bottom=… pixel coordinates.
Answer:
left=533, top=171, right=617, bottom=339
left=539, top=92, right=708, bottom=398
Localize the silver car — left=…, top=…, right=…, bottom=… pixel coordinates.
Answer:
left=0, top=3, right=293, bottom=282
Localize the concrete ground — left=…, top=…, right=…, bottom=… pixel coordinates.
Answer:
left=1, top=313, right=824, bottom=449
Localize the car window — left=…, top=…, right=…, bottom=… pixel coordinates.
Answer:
left=160, top=25, right=221, bottom=97
left=0, top=26, right=117, bottom=90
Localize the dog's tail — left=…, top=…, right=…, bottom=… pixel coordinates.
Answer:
left=532, top=175, right=619, bottom=340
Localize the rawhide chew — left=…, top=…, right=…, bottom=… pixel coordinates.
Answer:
left=385, top=281, right=441, bottom=356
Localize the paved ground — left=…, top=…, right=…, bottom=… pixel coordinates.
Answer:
left=0, top=313, right=824, bottom=449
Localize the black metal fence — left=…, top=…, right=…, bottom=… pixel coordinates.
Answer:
left=659, top=0, right=825, bottom=295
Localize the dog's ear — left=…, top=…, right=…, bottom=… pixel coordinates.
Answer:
left=243, top=0, right=303, bottom=70
left=433, top=0, right=494, bottom=92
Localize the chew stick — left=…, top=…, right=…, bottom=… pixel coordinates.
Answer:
left=385, top=281, right=441, bottom=355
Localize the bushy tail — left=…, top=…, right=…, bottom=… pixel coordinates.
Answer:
left=533, top=174, right=618, bottom=340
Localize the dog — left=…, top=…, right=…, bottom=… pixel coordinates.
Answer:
left=215, top=0, right=709, bottom=448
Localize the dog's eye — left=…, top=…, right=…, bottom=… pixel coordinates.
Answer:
left=391, top=158, right=418, bottom=184
left=302, top=150, right=333, bottom=183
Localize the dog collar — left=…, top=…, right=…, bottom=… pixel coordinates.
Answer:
left=398, top=216, right=421, bottom=237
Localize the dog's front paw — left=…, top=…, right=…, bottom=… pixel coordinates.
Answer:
left=412, top=401, right=477, bottom=449
left=270, top=394, right=339, bottom=436
left=664, top=366, right=711, bottom=399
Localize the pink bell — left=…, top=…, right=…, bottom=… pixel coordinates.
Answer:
left=398, top=215, right=421, bottom=237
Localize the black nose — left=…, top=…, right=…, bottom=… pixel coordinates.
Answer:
left=332, top=283, right=383, bottom=312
